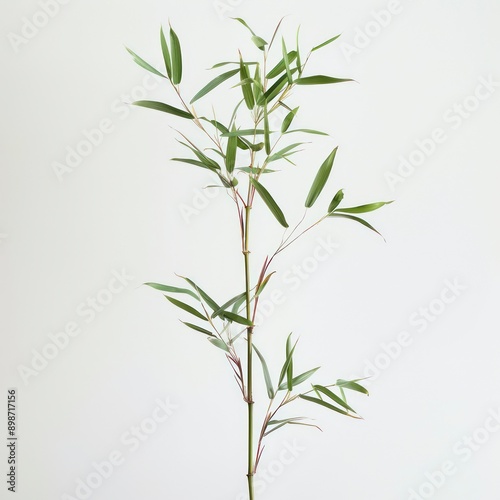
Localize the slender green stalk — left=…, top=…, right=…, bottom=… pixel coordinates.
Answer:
left=244, top=204, right=254, bottom=500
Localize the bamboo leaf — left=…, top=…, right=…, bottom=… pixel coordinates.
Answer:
left=212, top=292, right=246, bottom=318
left=336, top=379, right=369, bottom=395
left=284, top=128, right=329, bottom=136
left=278, top=367, right=320, bottom=391
left=232, top=17, right=256, bottom=36
left=226, top=124, right=238, bottom=173
left=253, top=344, right=275, bottom=399
left=278, top=334, right=297, bottom=388
left=210, top=61, right=258, bottom=69
left=266, top=51, right=298, bottom=79
left=313, top=385, right=356, bottom=413
left=177, top=141, right=221, bottom=171
left=144, top=282, right=199, bottom=300
left=160, top=27, right=172, bottom=78
left=180, top=276, right=220, bottom=312
left=252, top=35, right=268, bottom=51
left=169, top=26, right=183, bottom=84
left=295, top=75, right=353, bottom=85
left=191, top=69, right=240, bottom=103
left=249, top=178, right=289, bottom=228
left=335, top=201, right=394, bottom=214
left=305, top=147, right=338, bottom=208
left=133, top=100, right=193, bottom=119
left=299, top=394, right=358, bottom=417
left=264, top=102, right=271, bottom=154
left=327, top=189, right=344, bottom=213
left=329, top=213, right=384, bottom=239
left=237, top=167, right=277, bottom=175
left=296, top=26, right=302, bottom=74
left=181, top=321, right=215, bottom=337
left=264, top=417, right=320, bottom=436
left=165, top=296, right=207, bottom=321
left=253, top=64, right=263, bottom=103
left=221, top=311, right=253, bottom=326
left=282, top=38, right=293, bottom=84
left=281, top=107, right=299, bottom=133
left=172, top=158, right=218, bottom=172
left=256, top=272, right=276, bottom=297
left=267, top=142, right=305, bottom=163
left=209, top=338, right=230, bottom=352
left=261, top=71, right=296, bottom=103
left=286, top=334, right=294, bottom=391
left=126, top=47, right=166, bottom=78
left=311, top=34, right=341, bottom=52
left=221, top=129, right=267, bottom=137
left=240, top=57, right=255, bottom=109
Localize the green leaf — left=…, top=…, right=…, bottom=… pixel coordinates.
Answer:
left=296, top=26, right=302, bottom=75
left=328, top=189, right=344, bottom=213
left=284, top=128, right=329, bottom=136
left=221, top=311, right=253, bottom=326
left=282, top=38, right=293, bottom=84
left=252, top=35, right=268, bottom=51
left=299, top=394, right=356, bottom=417
left=144, top=282, right=199, bottom=301
left=268, top=142, right=305, bottom=163
left=225, top=124, right=238, bottom=173
left=221, top=129, right=267, bottom=137
left=264, top=102, right=271, bottom=155
left=212, top=292, right=246, bottom=318
left=313, top=385, right=356, bottom=413
left=177, top=141, right=221, bottom=171
left=281, top=107, right=299, bottom=133
left=311, top=34, right=341, bottom=52
left=329, top=213, right=384, bottom=239
left=126, top=47, right=166, bottom=78
left=278, top=367, right=320, bottom=391
left=295, top=76, right=353, bottom=85
left=172, top=158, right=218, bottom=172
left=305, top=147, right=338, bottom=208
left=180, top=276, right=221, bottom=312
left=240, top=58, right=255, bottom=109
left=169, top=27, right=182, bottom=84
left=253, top=64, right=263, bottom=102
left=133, top=100, right=193, bottom=119
left=265, top=417, right=317, bottom=436
left=266, top=51, right=298, bottom=79
left=165, top=296, right=207, bottom=321
left=278, top=334, right=297, bottom=389
left=191, top=69, right=239, bottom=103
left=253, top=344, right=275, bottom=399
left=336, top=379, right=369, bottom=396
left=249, top=178, right=289, bottom=228
left=256, top=272, right=276, bottom=297
left=209, top=338, right=230, bottom=352
left=160, top=27, right=172, bottom=78
left=286, top=334, right=294, bottom=391
left=232, top=17, right=256, bottom=36
left=261, top=71, right=296, bottom=103
left=209, top=61, right=258, bottom=69
left=334, top=201, right=394, bottom=214
left=237, top=167, right=277, bottom=175
left=181, top=322, right=215, bottom=337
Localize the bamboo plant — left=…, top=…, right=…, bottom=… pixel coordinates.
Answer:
left=127, top=17, right=391, bottom=499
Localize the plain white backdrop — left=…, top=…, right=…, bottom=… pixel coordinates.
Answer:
left=1, top=1, right=499, bottom=499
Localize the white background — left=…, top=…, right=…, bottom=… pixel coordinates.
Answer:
left=1, top=1, right=499, bottom=499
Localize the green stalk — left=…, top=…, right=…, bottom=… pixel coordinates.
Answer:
left=244, top=204, right=254, bottom=500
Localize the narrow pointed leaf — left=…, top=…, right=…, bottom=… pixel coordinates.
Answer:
left=144, top=282, right=198, bottom=300
left=299, top=394, right=357, bottom=417
left=210, top=61, right=258, bottom=69
left=133, top=100, right=193, bottom=119
left=181, top=322, right=215, bottom=337
left=282, top=38, right=293, bottom=84
left=221, top=311, right=253, bottom=326
left=278, top=334, right=297, bottom=388
left=180, top=277, right=220, bottom=312
left=253, top=344, right=275, bottom=399
left=253, top=64, right=263, bottom=102
left=268, top=142, right=305, bottom=163
left=191, top=69, right=239, bottom=103
left=305, top=147, right=338, bottom=208
left=160, top=27, right=172, bottom=78
left=311, top=34, right=341, bottom=52
left=334, top=201, right=394, bottom=214
left=240, top=58, right=255, bottom=109
left=209, top=338, right=230, bottom=352
left=284, top=128, right=329, bottom=136
left=264, top=102, right=271, bottom=154
left=296, top=26, right=302, bottom=74
left=169, top=27, right=182, bottom=84
left=221, top=129, right=267, bottom=137
left=249, top=178, right=289, bottom=228
left=212, top=292, right=246, bottom=318
left=329, top=213, right=384, bottom=239
left=251, top=35, right=268, bottom=51
left=256, top=272, right=276, bottom=296
left=165, top=296, right=207, bottom=321
left=313, top=385, right=356, bottom=413
left=281, top=107, right=299, bottom=133
left=177, top=141, right=221, bottom=170
left=286, top=334, right=294, bottom=391
left=266, top=51, right=298, bottom=79
left=232, top=17, right=256, bottom=36
left=336, top=379, right=370, bottom=395
left=278, top=367, right=320, bottom=391
left=328, top=189, right=344, bottom=213
left=172, top=158, right=217, bottom=172
left=295, top=75, right=353, bottom=85
left=126, top=47, right=166, bottom=78
left=226, top=124, right=238, bottom=173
